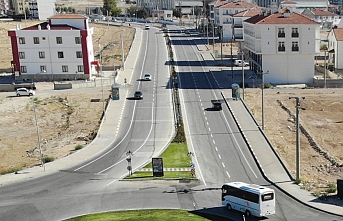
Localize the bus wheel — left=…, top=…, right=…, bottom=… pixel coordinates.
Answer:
left=226, top=204, right=232, bottom=210
left=245, top=210, right=251, bottom=217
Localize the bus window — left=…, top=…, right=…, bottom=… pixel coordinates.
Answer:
left=262, top=193, right=274, bottom=201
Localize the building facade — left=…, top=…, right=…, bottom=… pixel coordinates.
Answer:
left=244, top=9, right=321, bottom=84
left=328, top=27, right=343, bottom=70
left=29, top=0, right=55, bottom=20
left=8, top=14, right=95, bottom=81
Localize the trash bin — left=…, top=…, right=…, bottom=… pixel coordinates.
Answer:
left=111, top=83, right=120, bottom=100
left=231, top=83, right=240, bottom=100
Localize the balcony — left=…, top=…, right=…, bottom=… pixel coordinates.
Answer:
left=278, top=32, right=285, bottom=38
left=292, top=47, right=299, bottom=51
left=278, top=47, right=285, bottom=52
left=234, top=23, right=243, bottom=28
left=292, top=32, right=299, bottom=38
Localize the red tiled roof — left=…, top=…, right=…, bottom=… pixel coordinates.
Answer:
left=22, top=22, right=80, bottom=30
left=49, top=14, right=87, bottom=19
left=219, top=1, right=255, bottom=9
left=311, top=9, right=336, bottom=16
left=245, top=12, right=319, bottom=25
left=333, top=28, right=343, bottom=41
left=234, top=7, right=264, bottom=17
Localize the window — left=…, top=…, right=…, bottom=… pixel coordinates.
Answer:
left=262, top=193, right=274, bottom=201
left=278, top=28, right=285, bottom=38
left=77, top=65, right=84, bottom=72
left=292, top=28, right=299, bottom=37
left=278, top=42, right=285, bottom=51
left=33, top=37, right=39, bottom=44
left=292, top=42, right=299, bottom=51
left=19, top=37, right=25, bottom=44
left=19, top=52, right=25, bottom=59
left=40, top=66, right=46, bottom=73
left=62, top=65, right=68, bottom=72
left=75, top=37, right=81, bottom=44
left=39, top=51, right=45, bottom=59
left=76, top=51, right=82, bottom=58
left=20, top=66, right=27, bottom=73
left=56, top=37, right=62, bottom=44
left=58, top=52, right=64, bottom=58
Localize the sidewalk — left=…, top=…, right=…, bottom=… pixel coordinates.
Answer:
left=0, top=28, right=144, bottom=187
left=197, top=46, right=343, bottom=216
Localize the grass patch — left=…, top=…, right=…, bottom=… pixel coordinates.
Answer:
left=1, top=167, right=22, bottom=175
left=327, top=183, right=337, bottom=193
left=65, top=209, right=210, bottom=221
left=125, top=171, right=193, bottom=179
left=144, top=142, right=190, bottom=168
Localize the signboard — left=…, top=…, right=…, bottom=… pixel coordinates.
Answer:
left=152, top=158, right=164, bottom=177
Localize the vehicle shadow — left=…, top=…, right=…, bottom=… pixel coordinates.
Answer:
left=204, top=107, right=220, bottom=111
left=126, top=97, right=141, bottom=100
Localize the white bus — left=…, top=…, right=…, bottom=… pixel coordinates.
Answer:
left=221, top=182, right=275, bottom=217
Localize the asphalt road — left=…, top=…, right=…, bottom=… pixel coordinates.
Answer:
left=0, top=24, right=341, bottom=221
left=170, top=26, right=341, bottom=221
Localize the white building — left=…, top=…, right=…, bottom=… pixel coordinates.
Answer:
left=279, top=0, right=329, bottom=13
left=209, top=0, right=227, bottom=22
left=301, top=8, right=341, bottom=30
left=8, top=14, right=95, bottom=81
left=244, top=9, right=321, bottom=85
left=215, top=1, right=256, bottom=41
left=29, top=0, right=56, bottom=21
left=327, top=28, right=343, bottom=71
left=233, top=7, right=263, bottom=41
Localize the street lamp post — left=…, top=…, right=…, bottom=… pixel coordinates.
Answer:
left=260, top=70, right=269, bottom=130
left=289, top=97, right=305, bottom=181
left=324, top=50, right=327, bottom=88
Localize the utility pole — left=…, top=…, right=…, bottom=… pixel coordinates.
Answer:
left=289, top=97, right=306, bottom=181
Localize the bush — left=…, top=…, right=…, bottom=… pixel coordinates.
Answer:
left=1, top=167, right=22, bottom=175
left=327, top=183, right=337, bottom=193
left=43, top=156, right=55, bottom=163
left=75, top=144, right=84, bottom=150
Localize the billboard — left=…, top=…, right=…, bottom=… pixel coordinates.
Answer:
left=152, top=158, right=164, bottom=177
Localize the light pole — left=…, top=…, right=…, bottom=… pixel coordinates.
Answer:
left=324, top=49, right=327, bottom=88
left=260, top=70, right=269, bottom=130
left=289, top=97, right=305, bottom=181
left=241, top=44, right=245, bottom=100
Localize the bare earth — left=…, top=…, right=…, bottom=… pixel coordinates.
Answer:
left=0, top=20, right=342, bottom=196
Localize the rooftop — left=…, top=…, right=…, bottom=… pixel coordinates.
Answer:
left=49, top=14, right=88, bottom=19
left=245, top=11, right=319, bottom=25
left=333, top=28, right=343, bottom=41
left=219, top=1, right=256, bottom=9
left=22, top=22, right=80, bottom=31
left=234, top=7, right=264, bottom=17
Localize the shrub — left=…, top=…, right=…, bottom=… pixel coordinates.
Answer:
left=327, top=183, right=337, bottom=193
left=75, top=144, right=84, bottom=150
left=43, top=156, right=55, bottom=163
left=1, top=167, right=22, bottom=175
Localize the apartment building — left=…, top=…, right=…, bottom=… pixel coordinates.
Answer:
left=215, top=1, right=256, bottom=41
left=327, top=27, right=343, bottom=71
left=8, top=14, right=95, bottom=81
left=244, top=9, right=320, bottom=84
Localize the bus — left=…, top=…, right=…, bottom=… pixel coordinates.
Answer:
left=221, top=182, right=275, bottom=217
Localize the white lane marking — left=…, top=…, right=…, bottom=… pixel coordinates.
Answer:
left=226, top=171, right=231, bottom=178
left=208, top=127, right=211, bottom=131
left=215, top=146, right=218, bottom=151
left=210, top=134, right=213, bottom=137
left=213, top=140, right=215, bottom=144
left=218, top=154, right=221, bottom=159
left=222, top=162, right=225, bottom=168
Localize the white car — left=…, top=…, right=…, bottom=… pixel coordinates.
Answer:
left=143, top=74, right=151, bottom=81
left=234, top=60, right=249, bottom=67
left=16, top=88, right=35, bottom=96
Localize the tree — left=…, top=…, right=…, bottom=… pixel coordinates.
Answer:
left=173, top=8, right=182, bottom=18
left=111, top=7, right=122, bottom=17
left=126, top=5, right=138, bottom=17
left=103, top=0, right=119, bottom=16
left=137, top=7, right=149, bottom=19
left=320, top=44, right=328, bottom=51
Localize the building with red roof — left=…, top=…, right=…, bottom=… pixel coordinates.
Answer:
left=243, top=9, right=321, bottom=84
left=7, top=14, right=95, bottom=81
left=328, top=28, right=343, bottom=71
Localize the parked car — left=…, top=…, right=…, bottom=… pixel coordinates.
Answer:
left=234, top=60, right=249, bottom=67
left=16, top=88, right=35, bottom=96
left=143, top=73, right=151, bottom=81
left=134, top=91, right=143, bottom=99
left=145, top=25, right=150, bottom=30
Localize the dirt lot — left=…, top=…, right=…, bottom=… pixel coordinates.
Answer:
left=0, top=20, right=134, bottom=172
left=0, top=20, right=342, bottom=196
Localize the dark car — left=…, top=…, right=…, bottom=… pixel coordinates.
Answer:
left=212, top=100, right=222, bottom=111
left=134, top=91, right=143, bottom=99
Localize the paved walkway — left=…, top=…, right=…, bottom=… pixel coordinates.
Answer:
left=1, top=27, right=342, bottom=218
left=199, top=46, right=343, bottom=216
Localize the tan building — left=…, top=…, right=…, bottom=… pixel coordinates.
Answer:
left=9, top=0, right=29, bottom=16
